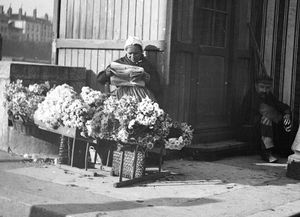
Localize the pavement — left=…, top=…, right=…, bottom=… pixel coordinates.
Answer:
left=0, top=151, right=300, bottom=217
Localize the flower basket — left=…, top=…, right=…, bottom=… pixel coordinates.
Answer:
left=11, top=118, right=37, bottom=136
left=111, top=143, right=146, bottom=179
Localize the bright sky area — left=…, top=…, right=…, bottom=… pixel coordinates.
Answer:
left=0, top=0, right=53, bottom=20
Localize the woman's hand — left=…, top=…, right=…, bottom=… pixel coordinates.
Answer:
left=143, top=72, right=150, bottom=83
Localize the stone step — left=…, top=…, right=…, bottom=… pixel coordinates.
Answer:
left=183, top=140, right=256, bottom=161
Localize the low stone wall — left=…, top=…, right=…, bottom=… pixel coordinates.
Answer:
left=0, top=61, right=87, bottom=156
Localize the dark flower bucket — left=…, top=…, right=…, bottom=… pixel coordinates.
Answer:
left=12, top=119, right=37, bottom=136
left=167, top=127, right=183, bottom=139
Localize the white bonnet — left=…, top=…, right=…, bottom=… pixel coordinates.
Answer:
left=124, top=36, right=143, bottom=50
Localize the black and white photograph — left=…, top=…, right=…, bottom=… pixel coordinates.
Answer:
left=0, top=0, right=300, bottom=216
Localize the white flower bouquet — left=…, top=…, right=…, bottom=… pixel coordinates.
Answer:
left=88, top=95, right=172, bottom=150
left=4, top=79, right=50, bottom=123
left=165, top=122, right=194, bottom=150
left=34, top=84, right=79, bottom=129
left=35, top=84, right=108, bottom=136
left=86, top=95, right=122, bottom=140
left=123, top=97, right=172, bottom=149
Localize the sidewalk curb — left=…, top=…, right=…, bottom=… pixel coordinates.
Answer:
left=0, top=195, right=33, bottom=217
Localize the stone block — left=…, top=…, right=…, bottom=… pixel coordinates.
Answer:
left=286, top=153, right=300, bottom=180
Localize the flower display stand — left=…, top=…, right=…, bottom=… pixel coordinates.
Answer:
left=111, top=142, right=170, bottom=188
left=34, top=119, right=97, bottom=170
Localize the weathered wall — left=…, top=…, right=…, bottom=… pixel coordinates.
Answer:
left=0, top=62, right=11, bottom=152
left=0, top=61, right=87, bottom=156
left=53, top=0, right=170, bottom=96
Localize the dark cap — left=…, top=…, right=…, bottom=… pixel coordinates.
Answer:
left=255, top=74, right=273, bottom=85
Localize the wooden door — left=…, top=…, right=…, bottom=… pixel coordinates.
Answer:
left=171, top=0, right=233, bottom=142
left=192, top=0, right=231, bottom=128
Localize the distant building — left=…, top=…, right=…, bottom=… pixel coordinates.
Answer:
left=0, top=5, right=52, bottom=42
left=0, top=6, right=9, bottom=38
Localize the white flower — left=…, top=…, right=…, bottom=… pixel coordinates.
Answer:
left=128, top=120, right=136, bottom=129
left=117, top=128, right=129, bottom=142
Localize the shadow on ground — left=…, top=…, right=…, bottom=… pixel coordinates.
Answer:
left=29, top=197, right=220, bottom=216
left=159, top=155, right=299, bottom=187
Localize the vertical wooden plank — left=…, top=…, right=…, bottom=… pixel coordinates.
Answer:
left=65, top=49, right=72, bottom=66
left=91, top=50, right=98, bottom=72
left=92, top=0, right=101, bottom=39
left=143, top=0, right=151, bottom=40
left=99, top=0, right=108, bottom=39
left=172, top=53, right=181, bottom=120
left=79, top=0, right=87, bottom=39
left=260, top=0, right=268, bottom=66
left=271, top=0, right=280, bottom=82
left=105, top=50, right=113, bottom=68
left=90, top=50, right=98, bottom=89
left=163, top=0, right=173, bottom=85
left=112, top=50, right=119, bottom=61
left=59, top=0, right=67, bottom=38
left=120, top=0, right=129, bottom=39
left=187, top=0, right=194, bottom=42
left=84, top=49, right=92, bottom=69
left=58, top=49, right=66, bottom=65
left=114, top=0, right=122, bottom=40
left=73, top=0, right=80, bottom=39
left=66, top=0, right=74, bottom=38
left=291, top=0, right=300, bottom=113
left=181, top=0, right=188, bottom=42
left=181, top=0, right=193, bottom=42
left=176, top=0, right=183, bottom=42
left=107, top=0, right=115, bottom=39
left=52, top=0, right=60, bottom=64
left=78, top=49, right=85, bottom=67
left=98, top=50, right=106, bottom=72
left=158, top=0, right=167, bottom=40
left=120, top=50, right=126, bottom=57
left=118, top=50, right=122, bottom=59
left=156, top=51, right=164, bottom=82
left=283, top=0, right=298, bottom=105
left=71, top=49, right=78, bottom=66
left=128, top=0, right=137, bottom=36
left=177, top=53, right=185, bottom=122
left=238, top=0, right=251, bottom=49
left=86, top=0, right=94, bottom=39
left=150, top=0, right=159, bottom=40
left=53, top=0, right=60, bottom=39
left=135, top=0, right=144, bottom=38
left=279, top=0, right=290, bottom=100
left=184, top=54, right=192, bottom=122
left=263, top=0, right=277, bottom=75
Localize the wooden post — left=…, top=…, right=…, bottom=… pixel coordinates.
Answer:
left=159, top=145, right=164, bottom=172
left=52, top=0, right=60, bottom=64
left=132, top=145, right=139, bottom=179
left=119, top=150, right=125, bottom=182
left=0, top=34, right=2, bottom=61
left=85, top=142, right=90, bottom=170
left=70, top=136, right=76, bottom=167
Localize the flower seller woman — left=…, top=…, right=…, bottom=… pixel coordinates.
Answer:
left=97, top=36, right=161, bottom=102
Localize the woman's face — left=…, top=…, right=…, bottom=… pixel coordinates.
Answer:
left=126, top=45, right=143, bottom=63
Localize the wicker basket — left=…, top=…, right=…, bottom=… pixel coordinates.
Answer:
left=111, top=144, right=145, bottom=179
